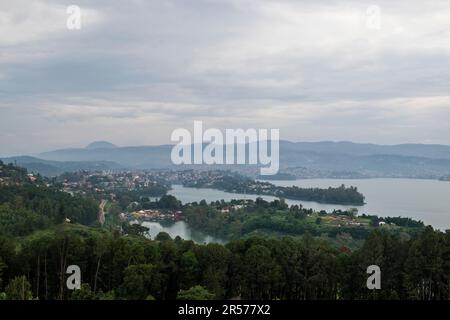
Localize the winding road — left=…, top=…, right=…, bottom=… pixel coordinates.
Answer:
left=98, top=200, right=107, bottom=225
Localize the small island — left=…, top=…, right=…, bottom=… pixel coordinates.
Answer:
left=180, top=171, right=365, bottom=205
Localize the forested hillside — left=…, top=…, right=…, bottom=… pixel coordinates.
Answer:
left=0, top=225, right=449, bottom=300
left=0, top=161, right=449, bottom=300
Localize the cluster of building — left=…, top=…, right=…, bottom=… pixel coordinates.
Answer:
left=327, top=214, right=364, bottom=227
left=0, top=167, right=38, bottom=186
left=27, top=173, right=38, bottom=182
left=127, top=209, right=183, bottom=221
left=219, top=204, right=245, bottom=213
left=59, top=170, right=168, bottom=194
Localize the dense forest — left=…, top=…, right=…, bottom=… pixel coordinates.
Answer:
left=0, top=161, right=449, bottom=300
left=0, top=225, right=449, bottom=300
left=0, top=185, right=99, bottom=236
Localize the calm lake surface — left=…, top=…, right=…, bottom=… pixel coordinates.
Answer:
left=168, top=179, right=450, bottom=230
left=141, top=220, right=225, bottom=244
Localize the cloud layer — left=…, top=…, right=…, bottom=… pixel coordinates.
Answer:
left=1, top=0, right=450, bottom=155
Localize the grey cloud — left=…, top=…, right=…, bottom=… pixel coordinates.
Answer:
left=1, top=0, right=450, bottom=155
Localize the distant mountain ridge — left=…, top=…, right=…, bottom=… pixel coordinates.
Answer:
left=85, top=141, right=118, bottom=149
left=281, top=141, right=450, bottom=159
left=28, top=140, right=450, bottom=179
left=0, top=156, right=123, bottom=177
left=39, top=144, right=173, bottom=169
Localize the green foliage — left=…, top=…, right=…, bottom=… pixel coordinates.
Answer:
left=195, top=243, right=231, bottom=299
left=184, top=201, right=423, bottom=244
left=5, top=276, right=33, bottom=300
left=0, top=161, right=30, bottom=184
left=179, top=251, right=199, bottom=290
left=177, top=285, right=214, bottom=300
left=115, top=186, right=169, bottom=210
left=0, top=184, right=99, bottom=229
left=280, top=184, right=365, bottom=205
left=0, top=164, right=447, bottom=300
left=0, top=257, right=6, bottom=289
left=155, top=232, right=172, bottom=242
left=0, top=223, right=448, bottom=300
left=120, top=264, right=161, bottom=300
left=71, top=284, right=96, bottom=300
left=241, top=244, right=279, bottom=299
left=405, top=226, right=449, bottom=299
left=71, top=283, right=115, bottom=300
left=123, top=224, right=150, bottom=237
left=0, top=203, right=50, bottom=236
left=157, top=195, right=182, bottom=210
left=184, top=172, right=365, bottom=205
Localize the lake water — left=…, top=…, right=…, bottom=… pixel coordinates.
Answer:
left=168, top=179, right=450, bottom=230
left=141, top=220, right=225, bottom=244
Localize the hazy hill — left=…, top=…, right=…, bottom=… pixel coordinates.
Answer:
left=0, top=156, right=123, bottom=177
left=85, top=141, right=118, bottom=149
left=39, top=144, right=173, bottom=169
left=280, top=141, right=450, bottom=159
left=280, top=152, right=450, bottom=179
left=36, top=140, right=450, bottom=179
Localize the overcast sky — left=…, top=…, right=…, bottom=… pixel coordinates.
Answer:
left=1, top=0, right=450, bottom=155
